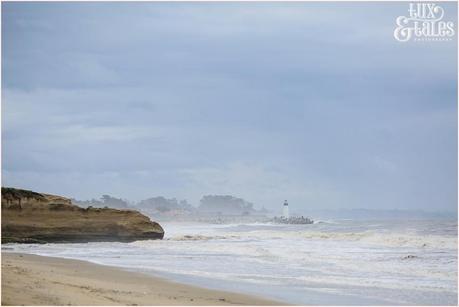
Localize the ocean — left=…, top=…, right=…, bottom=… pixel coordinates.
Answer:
left=4, top=219, right=457, bottom=305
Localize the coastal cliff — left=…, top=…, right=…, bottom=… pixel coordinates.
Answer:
left=1, top=187, right=164, bottom=243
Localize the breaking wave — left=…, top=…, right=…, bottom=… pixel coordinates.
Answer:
left=167, top=234, right=241, bottom=241
left=166, top=229, right=456, bottom=249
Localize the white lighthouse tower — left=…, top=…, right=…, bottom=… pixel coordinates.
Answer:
left=282, top=200, right=289, bottom=219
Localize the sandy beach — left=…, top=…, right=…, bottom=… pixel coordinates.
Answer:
left=1, top=253, right=281, bottom=306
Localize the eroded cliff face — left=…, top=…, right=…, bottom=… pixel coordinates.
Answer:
left=2, top=188, right=164, bottom=243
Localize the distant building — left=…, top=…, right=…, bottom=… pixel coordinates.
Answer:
left=282, top=200, right=289, bottom=219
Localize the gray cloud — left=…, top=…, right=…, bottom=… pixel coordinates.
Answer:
left=2, top=2, right=457, bottom=212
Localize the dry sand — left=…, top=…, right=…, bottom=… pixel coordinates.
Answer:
left=1, top=253, right=282, bottom=306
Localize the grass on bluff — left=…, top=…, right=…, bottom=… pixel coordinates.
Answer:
left=1, top=187, right=46, bottom=201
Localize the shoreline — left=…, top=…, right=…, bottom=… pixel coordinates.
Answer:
left=1, top=252, right=283, bottom=306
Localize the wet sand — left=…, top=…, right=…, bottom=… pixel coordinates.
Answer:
left=1, top=252, right=282, bottom=306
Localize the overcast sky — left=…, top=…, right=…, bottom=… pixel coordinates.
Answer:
left=2, top=2, right=457, bottom=212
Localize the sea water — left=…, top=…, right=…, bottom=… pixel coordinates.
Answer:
left=4, top=219, right=457, bottom=305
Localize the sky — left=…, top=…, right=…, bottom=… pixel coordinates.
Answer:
left=2, top=2, right=457, bottom=213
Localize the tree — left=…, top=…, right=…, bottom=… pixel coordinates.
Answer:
left=198, top=195, right=255, bottom=215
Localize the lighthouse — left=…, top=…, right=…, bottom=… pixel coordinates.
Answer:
left=282, top=200, right=289, bottom=219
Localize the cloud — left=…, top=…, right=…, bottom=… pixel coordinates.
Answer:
left=2, top=2, right=457, bottom=212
